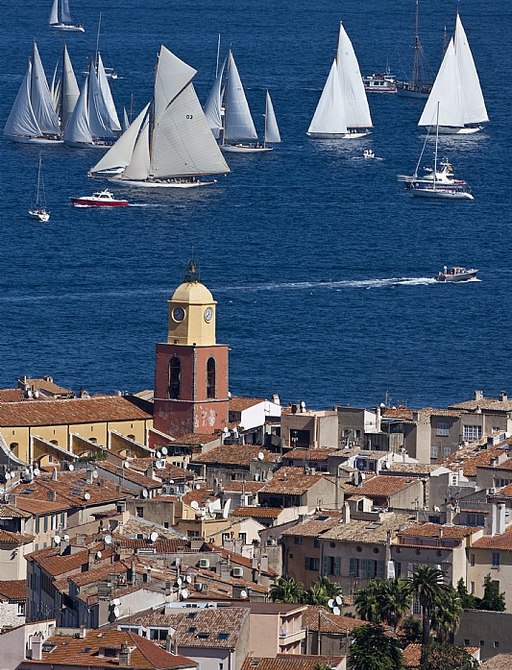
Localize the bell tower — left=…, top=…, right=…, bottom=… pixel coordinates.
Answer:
left=153, top=262, right=229, bottom=440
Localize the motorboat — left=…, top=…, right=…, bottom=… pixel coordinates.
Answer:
left=363, top=149, right=375, bottom=159
left=363, top=73, right=396, bottom=93
left=398, top=159, right=467, bottom=186
left=435, top=266, right=479, bottom=282
left=71, top=189, right=129, bottom=207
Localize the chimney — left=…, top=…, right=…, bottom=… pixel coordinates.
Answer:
left=445, top=504, right=454, bottom=526
left=47, top=490, right=57, bottom=502
left=491, top=503, right=506, bottom=536
left=52, top=468, right=58, bottom=481
left=474, top=390, right=484, bottom=401
left=375, top=406, right=382, bottom=432
left=30, top=633, right=43, bottom=661
left=272, top=394, right=280, bottom=406
left=341, top=501, right=350, bottom=524
left=499, top=391, right=508, bottom=402
left=119, top=641, right=131, bottom=667
left=86, top=469, right=94, bottom=484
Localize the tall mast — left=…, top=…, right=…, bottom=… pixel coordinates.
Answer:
left=95, top=12, right=102, bottom=67
left=412, top=0, right=420, bottom=85
left=215, top=34, right=221, bottom=78
left=433, top=102, right=440, bottom=192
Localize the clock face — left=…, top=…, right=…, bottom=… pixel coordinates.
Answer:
left=204, top=307, right=213, bottom=323
left=172, top=307, right=185, bottom=322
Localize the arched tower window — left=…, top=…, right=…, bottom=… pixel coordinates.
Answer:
left=206, top=357, right=216, bottom=399
left=169, top=356, right=181, bottom=399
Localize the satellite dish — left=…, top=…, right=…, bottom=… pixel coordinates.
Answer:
left=333, top=606, right=341, bottom=616
left=96, top=551, right=102, bottom=559
left=223, top=427, right=229, bottom=434
left=113, top=606, right=120, bottom=618
left=257, top=452, right=265, bottom=461
left=150, top=531, right=158, bottom=543
left=92, top=470, right=99, bottom=479
left=123, top=461, right=130, bottom=469
left=104, top=535, right=112, bottom=545
left=190, top=500, right=200, bottom=510
left=68, top=464, right=74, bottom=471
left=240, top=589, right=248, bottom=598
left=177, top=577, right=183, bottom=586
left=161, top=446, right=168, bottom=455
left=83, top=492, right=91, bottom=501
left=180, top=589, right=189, bottom=600
left=327, top=598, right=335, bottom=609
left=186, top=575, right=192, bottom=584
left=63, top=534, right=70, bottom=541
left=156, top=451, right=162, bottom=458
left=33, top=468, right=41, bottom=476
left=4, top=473, right=11, bottom=481
left=155, top=460, right=165, bottom=470
left=111, top=598, right=121, bottom=607
left=53, top=536, right=61, bottom=545
left=335, top=595, right=342, bottom=605
left=141, top=489, right=149, bottom=498
left=195, top=483, right=201, bottom=490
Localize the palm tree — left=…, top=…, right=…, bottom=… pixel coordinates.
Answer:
left=380, top=577, right=413, bottom=631
left=305, top=576, right=343, bottom=606
left=408, top=565, right=449, bottom=670
left=430, top=586, right=463, bottom=642
left=354, top=579, right=383, bottom=623
left=269, top=576, right=305, bottom=603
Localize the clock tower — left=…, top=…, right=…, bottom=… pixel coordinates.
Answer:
left=152, top=262, right=229, bottom=440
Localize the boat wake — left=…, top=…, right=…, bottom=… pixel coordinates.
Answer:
left=218, top=277, right=438, bottom=293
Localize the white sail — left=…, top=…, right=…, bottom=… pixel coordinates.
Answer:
left=264, top=91, right=281, bottom=144
left=122, top=115, right=151, bottom=181
left=61, top=0, right=72, bottom=24
left=97, top=53, right=121, bottom=131
left=454, top=14, right=488, bottom=125
left=90, top=102, right=150, bottom=174
left=3, top=61, right=42, bottom=139
left=337, top=22, right=372, bottom=128
left=204, top=56, right=226, bottom=138
left=307, top=59, right=348, bottom=136
left=154, top=46, right=197, bottom=122
left=50, top=60, right=60, bottom=113
left=30, top=42, right=61, bottom=135
left=60, top=44, right=80, bottom=130
left=87, top=60, right=115, bottom=138
left=419, top=13, right=487, bottom=130
left=223, top=51, right=258, bottom=142
left=418, top=40, right=464, bottom=128
left=49, top=0, right=59, bottom=25
left=123, top=108, right=130, bottom=132
left=64, top=76, right=93, bottom=144
left=152, top=83, right=229, bottom=177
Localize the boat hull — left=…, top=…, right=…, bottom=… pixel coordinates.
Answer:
left=64, top=140, right=114, bottom=149
left=71, top=198, right=128, bottom=208
left=5, top=135, right=63, bottom=145
left=412, top=188, right=474, bottom=200
left=50, top=23, right=85, bottom=32
left=436, top=126, right=483, bottom=135
left=110, top=178, right=217, bottom=189
left=222, top=144, right=272, bottom=153
left=29, top=209, right=50, bottom=222
left=435, top=270, right=478, bottom=282
left=396, top=84, right=431, bottom=99
left=307, top=130, right=371, bottom=139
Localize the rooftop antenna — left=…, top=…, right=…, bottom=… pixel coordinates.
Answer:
left=184, top=257, right=200, bottom=283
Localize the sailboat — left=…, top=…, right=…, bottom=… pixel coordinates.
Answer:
left=219, top=51, right=276, bottom=153
left=263, top=90, right=281, bottom=149
left=29, top=155, right=50, bottom=222
left=418, top=13, right=488, bottom=135
left=64, top=59, right=120, bottom=148
left=50, top=44, right=80, bottom=133
left=49, top=0, right=84, bottom=32
left=411, top=103, right=474, bottom=200
left=3, top=42, right=63, bottom=144
left=396, top=0, right=432, bottom=98
left=307, top=22, right=372, bottom=139
left=204, top=37, right=225, bottom=140
left=89, top=45, right=230, bottom=188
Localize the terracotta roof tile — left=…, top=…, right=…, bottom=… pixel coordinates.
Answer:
left=440, top=444, right=507, bottom=477
left=229, top=397, right=265, bottom=412
left=241, top=656, right=346, bottom=670
left=120, top=607, right=249, bottom=648
left=192, top=445, right=278, bottom=466
left=260, top=467, right=325, bottom=495
left=302, top=605, right=363, bottom=633
left=0, top=389, right=24, bottom=402
left=0, top=503, right=31, bottom=519
left=281, top=512, right=342, bottom=538
left=344, top=475, right=417, bottom=499
left=480, top=653, right=512, bottom=670
left=321, top=512, right=415, bottom=543
left=97, top=461, right=162, bottom=490
left=172, top=433, right=221, bottom=446
left=0, top=395, right=151, bottom=428
left=473, top=528, right=512, bottom=550
left=23, top=629, right=195, bottom=669
left=395, top=523, right=480, bottom=546
left=0, top=579, right=26, bottom=601
left=0, top=529, right=33, bottom=544
left=231, top=507, right=282, bottom=518
left=284, top=449, right=334, bottom=462
left=26, top=547, right=89, bottom=576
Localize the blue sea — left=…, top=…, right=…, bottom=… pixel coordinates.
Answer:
left=0, top=0, right=510, bottom=410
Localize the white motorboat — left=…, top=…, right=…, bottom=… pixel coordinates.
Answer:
left=71, top=189, right=129, bottom=207
left=308, top=21, right=372, bottom=139
left=29, top=155, right=50, bottom=222
left=435, top=266, right=479, bottom=282
left=363, top=72, right=396, bottom=93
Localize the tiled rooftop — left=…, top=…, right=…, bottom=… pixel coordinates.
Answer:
left=284, top=449, right=335, bottom=461
left=172, top=433, right=221, bottom=446
left=229, top=397, right=265, bottom=412
left=0, top=529, right=33, bottom=544
left=302, top=605, right=362, bottom=633
left=473, top=527, right=512, bottom=550
left=26, top=629, right=195, bottom=669
left=344, top=474, right=417, bottom=498
left=260, top=467, right=325, bottom=495
left=120, top=606, right=249, bottom=648
left=231, top=507, right=282, bottom=518
left=281, top=512, right=342, bottom=538
left=0, top=395, right=151, bottom=427
left=395, top=522, right=480, bottom=544
left=321, top=511, right=414, bottom=543
left=192, top=445, right=278, bottom=466
left=0, top=579, right=27, bottom=601
left=241, top=656, right=345, bottom=670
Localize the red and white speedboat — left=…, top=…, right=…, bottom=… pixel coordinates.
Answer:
left=71, top=190, right=129, bottom=208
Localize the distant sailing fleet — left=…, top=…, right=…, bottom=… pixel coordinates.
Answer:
left=5, top=0, right=488, bottom=192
